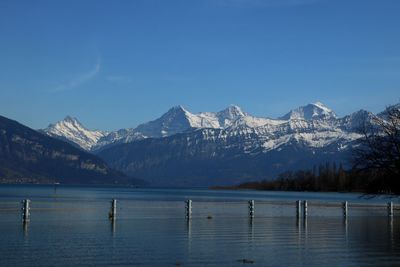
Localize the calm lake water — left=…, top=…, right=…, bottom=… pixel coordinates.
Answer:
left=0, top=185, right=399, bottom=266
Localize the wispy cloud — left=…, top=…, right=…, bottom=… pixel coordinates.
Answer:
left=51, top=57, right=101, bottom=92
left=215, top=0, right=322, bottom=8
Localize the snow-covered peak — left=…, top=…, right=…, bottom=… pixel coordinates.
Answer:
left=46, top=115, right=82, bottom=131
left=168, top=105, right=188, bottom=113
left=313, top=101, right=331, bottom=111
left=217, top=105, right=247, bottom=120
left=55, top=115, right=82, bottom=127
left=280, top=102, right=337, bottom=121
left=44, top=116, right=107, bottom=150
left=131, top=105, right=250, bottom=138
left=339, top=109, right=376, bottom=132
left=135, top=105, right=193, bottom=138
left=42, top=102, right=384, bottom=153
left=63, top=115, right=77, bottom=122
left=377, top=103, right=400, bottom=120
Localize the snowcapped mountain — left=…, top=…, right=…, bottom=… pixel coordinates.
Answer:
left=135, top=105, right=194, bottom=138
left=97, top=123, right=359, bottom=186
left=43, top=116, right=108, bottom=151
left=377, top=103, right=400, bottom=120
left=133, top=104, right=249, bottom=137
left=93, top=128, right=146, bottom=151
left=43, top=102, right=376, bottom=153
left=280, top=102, right=337, bottom=121
left=0, top=115, right=136, bottom=185
left=41, top=102, right=389, bottom=186
left=94, top=105, right=256, bottom=150
left=338, top=109, right=377, bottom=132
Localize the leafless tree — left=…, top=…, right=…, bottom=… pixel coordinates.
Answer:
left=353, top=105, right=400, bottom=194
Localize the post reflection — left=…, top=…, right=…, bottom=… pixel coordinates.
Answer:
left=110, top=218, right=116, bottom=236
left=303, top=216, right=308, bottom=242
left=248, top=217, right=254, bottom=242
left=22, top=221, right=29, bottom=238
left=186, top=218, right=192, bottom=255
left=296, top=216, right=300, bottom=228
left=186, top=218, right=192, bottom=240
left=388, top=216, right=394, bottom=248
left=343, top=217, right=348, bottom=242
left=296, top=216, right=301, bottom=245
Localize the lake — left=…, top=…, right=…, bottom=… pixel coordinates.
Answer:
left=0, top=185, right=399, bottom=266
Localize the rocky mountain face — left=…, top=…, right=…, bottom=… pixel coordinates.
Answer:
left=44, top=105, right=255, bottom=151
left=279, top=102, right=337, bottom=121
left=43, top=102, right=375, bottom=152
left=96, top=105, right=256, bottom=150
left=42, top=102, right=383, bottom=186
left=98, top=127, right=352, bottom=187
left=0, top=115, right=139, bottom=185
left=43, top=116, right=107, bottom=150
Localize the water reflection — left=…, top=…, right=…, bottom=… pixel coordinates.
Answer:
left=110, top=218, right=116, bottom=235
left=186, top=218, right=192, bottom=258
left=1, top=186, right=400, bottom=266
left=389, top=216, right=394, bottom=249
left=186, top=218, right=192, bottom=240
left=303, top=216, right=308, bottom=241
left=22, top=220, right=29, bottom=237
left=343, top=217, right=348, bottom=242
left=248, top=217, right=254, bottom=242
left=295, top=216, right=301, bottom=248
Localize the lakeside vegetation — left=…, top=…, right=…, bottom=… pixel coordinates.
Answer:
left=219, top=165, right=383, bottom=194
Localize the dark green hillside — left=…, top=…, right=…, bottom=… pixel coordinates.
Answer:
left=0, top=115, right=140, bottom=185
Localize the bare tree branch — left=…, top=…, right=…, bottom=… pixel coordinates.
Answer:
left=352, top=105, right=400, bottom=194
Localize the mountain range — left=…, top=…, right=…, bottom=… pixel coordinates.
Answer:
left=41, top=102, right=382, bottom=186
left=0, top=115, right=141, bottom=185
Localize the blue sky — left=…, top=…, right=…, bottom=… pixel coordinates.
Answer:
left=0, top=0, right=399, bottom=130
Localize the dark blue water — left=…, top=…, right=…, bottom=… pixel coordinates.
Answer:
left=0, top=185, right=399, bottom=266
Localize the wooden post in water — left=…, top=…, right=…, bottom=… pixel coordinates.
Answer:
left=343, top=201, right=348, bottom=218
left=388, top=202, right=393, bottom=217
left=296, top=200, right=302, bottom=218
left=22, top=199, right=30, bottom=222
left=185, top=200, right=192, bottom=219
left=248, top=200, right=255, bottom=218
left=302, top=200, right=308, bottom=218
left=109, top=199, right=117, bottom=219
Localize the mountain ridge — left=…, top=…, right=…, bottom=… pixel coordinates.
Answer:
left=0, top=115, right=141, bottom=185
left=10, top=102, right=396, bottom=186
left=44, top=116, right=108, bottom=150
left=92, top=102, right=389, bottom=186
left=44, top=102, right=361, bottom=152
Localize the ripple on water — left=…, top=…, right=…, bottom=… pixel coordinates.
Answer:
left=0, top=187, right=400, bottom=266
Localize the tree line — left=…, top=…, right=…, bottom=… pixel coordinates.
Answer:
left=236, top=163, right=374, bottom=193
